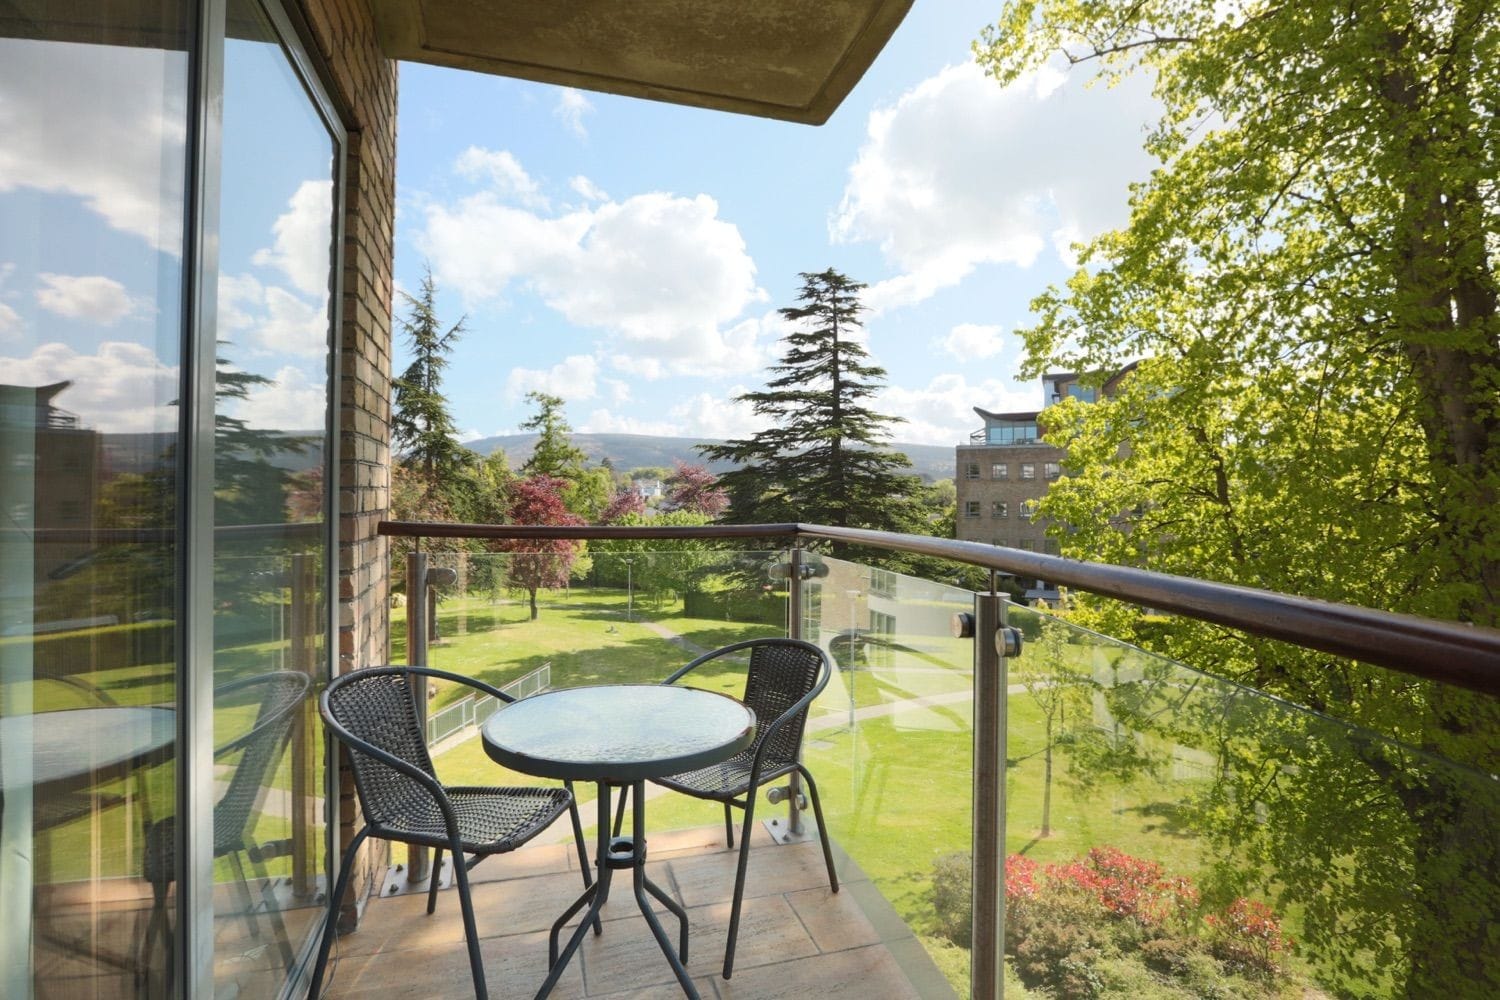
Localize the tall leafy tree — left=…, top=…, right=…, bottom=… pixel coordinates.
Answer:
left=392, top=264, right=469, bottom=480
left=978, top=2, right=1499, bottom=994
left=702, top=268, right=924, bottom=532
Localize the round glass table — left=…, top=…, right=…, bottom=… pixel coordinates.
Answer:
left=482, top=684, right=756, bottom=1000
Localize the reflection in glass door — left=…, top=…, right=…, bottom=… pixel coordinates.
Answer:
left=0, top=3, right=191, bottom=996
left=209, top=0, right=339, bottom=995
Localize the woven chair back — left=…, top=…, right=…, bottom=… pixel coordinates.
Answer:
left=741, top=642, right=822, bottom=769
left=212, top=671, right=310, bottom=854
left=324, top=669, right=440, bottom=830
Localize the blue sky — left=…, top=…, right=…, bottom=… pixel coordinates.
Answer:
left=0, top=4, right=1158, bottom=446
left=393, top=1, right=1160, bottom=449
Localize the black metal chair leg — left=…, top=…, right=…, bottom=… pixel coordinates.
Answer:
left=310, top=826, right=370, bottom=999
left=723, top=801, right=735, bottom=848
left=722, top=785, right=759, bottom=979
left=449, top=836, right=489, bottom=1000
left=427, top=847, right=445, bottom=914
left=244, top=838, right=297, bottom=970
left=798, top=765, right=839, bottom=893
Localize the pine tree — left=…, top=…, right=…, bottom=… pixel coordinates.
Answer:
left=702, top=268, right=923, bottom=532
left=392, top=264, right=468, bottom=479
left=520, top=391, right=587, bottom=480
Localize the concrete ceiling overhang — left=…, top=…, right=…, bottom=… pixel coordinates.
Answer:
left=369, top=0, right=915, bottom=125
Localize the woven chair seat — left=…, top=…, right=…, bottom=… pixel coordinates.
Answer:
left=376, top=785, right=571, bottom=853
left=653, top=748, right=797, bottom=801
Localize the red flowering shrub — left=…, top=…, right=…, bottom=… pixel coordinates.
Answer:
left=1205, top=897, right=1294, bottom=978
left=1032, top=846, right=1199, bottom=929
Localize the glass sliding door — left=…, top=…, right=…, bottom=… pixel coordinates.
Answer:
left=0, top=0, right=341, bottom=996
left=208, top=0, right=339, bottom=995
left=0, top=2, right=192, bottom=996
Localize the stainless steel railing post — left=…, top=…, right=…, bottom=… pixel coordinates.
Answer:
left=968, top=574, right=1010, bottom=1000
left=786, top=545, right=805, bottom=835
left=405, top=551, right=431, bottom=885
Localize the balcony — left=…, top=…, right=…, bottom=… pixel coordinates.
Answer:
left=317, top=524, right=1500, bottom=1000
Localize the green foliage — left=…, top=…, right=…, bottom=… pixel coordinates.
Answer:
left=701, top=268, right=927, bottom=538
left=392, top=263, right=470, bottom=481
left=976, top=2, right=1500, bottom=993
left=520, top=391, right=587, bottom=481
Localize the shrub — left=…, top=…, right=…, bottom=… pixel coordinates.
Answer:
left=1205, top=897, right=1293, bottom=979
left=929, top=852, right=973, bottom=948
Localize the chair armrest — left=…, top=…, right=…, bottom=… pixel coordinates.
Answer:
left=366, top=663, right=517, bottom=703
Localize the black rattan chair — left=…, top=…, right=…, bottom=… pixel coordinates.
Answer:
left=309, top=666, right=594, bottom=1000
left=621, top=637, right=839, bottom=979
left=140, top=670, right=311, bottom=992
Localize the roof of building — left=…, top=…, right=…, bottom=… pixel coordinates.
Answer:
left=972, top=407, right=1040, bottom=423
left=368, top=0, right=915, bottom=125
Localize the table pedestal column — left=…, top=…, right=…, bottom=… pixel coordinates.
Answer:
left=536, top=780, right=696, bottom=1000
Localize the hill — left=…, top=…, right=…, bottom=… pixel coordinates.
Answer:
left=464, top=432, right=956, bottom=482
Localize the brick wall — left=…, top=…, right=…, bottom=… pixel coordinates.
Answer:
left=295, top=0, right=398, bottom=929
left=955, top=444, right=1065, bottom=552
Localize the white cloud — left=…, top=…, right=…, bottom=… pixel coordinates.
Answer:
left=35, top=273, right=140, bottom=324
left=577, top=389, right=772, bottom=440
left=832, top=59, right=1158, bottom=313
left=0, top=301, right=21, bottom=341
left=224, top=364, right=326, bottom=431
left=554, top=88, right=595, bottom=139
left=216, top=272, right=329, bottom=358
left=455, top=147, right=548, bottom=208
left=421, top=167, right=769, bottom=377
left=505, top=353, right=601, bottom=403
left=879, top=374, right=1037, bottom=446
left=0, top=340, right=177, bottom=433
left=942, top=323, right=1007, bottom=361
left=459, top=428, right=485, bottom=443
left=0, top=38, right=187, bottom=252
left=569, top=175, right=609, bottom=202
left=251, top=179, right=336, bottom=296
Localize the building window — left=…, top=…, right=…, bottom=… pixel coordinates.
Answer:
left=991, top=501, right=1008, bottom=518
left=1017, top=539, right=1036, bottom=551
left=1044, top=462, right=1062, bottom=480
left=987, top=422, right=1040, bottom=445
left=1044, top=538, right=1061, bottom=555
left=964, top=461, right=980, bottom=479
left=964, top=500, right=981, bottom=517
left=991, top=463, right=1008, bottom=479
left=1021, top=463, right=1036, bottom=480
left=1022, top=500, right=1039, bottom=520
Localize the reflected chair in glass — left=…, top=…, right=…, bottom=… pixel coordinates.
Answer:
left=309, top=666, right=595, bottom=1000
left=620, top=637, right=840, bottom=979
left=140, top=670, right=311, bottom=991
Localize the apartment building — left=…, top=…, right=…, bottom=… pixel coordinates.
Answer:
left=955, top=368, right=1130, bottom=602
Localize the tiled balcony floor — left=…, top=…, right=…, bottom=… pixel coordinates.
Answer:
left=322, top=823, right=956, bottom=1000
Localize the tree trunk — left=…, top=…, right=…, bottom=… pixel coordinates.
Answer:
left=528, top=587, right=538, bottom=620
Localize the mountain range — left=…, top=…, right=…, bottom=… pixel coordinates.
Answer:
left=464, top=432, right=958, bottom=483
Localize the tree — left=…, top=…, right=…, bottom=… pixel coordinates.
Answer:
left=702, top=268, right=925, bottom=534
left=520, top=391, right=587, bottom=481
left=977, top=3, right=1499, bottom=994
left=392, top=264, right=470, bottom=480
left=500, top=474, right=583, bottom=620
left=662, top=461, right=728, bottom=517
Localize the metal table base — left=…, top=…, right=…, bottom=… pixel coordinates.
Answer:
left=536, top=779, right=697, bottom=1000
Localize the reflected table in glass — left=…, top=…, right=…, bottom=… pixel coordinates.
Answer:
left=482, top=684, right=756, bottom=1000
left=1, top=706, right=176, bottom=984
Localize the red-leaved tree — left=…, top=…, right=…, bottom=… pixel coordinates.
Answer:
left=502, top=475, right=582, bottom=620
left=663, top=461, right=728, bottom=517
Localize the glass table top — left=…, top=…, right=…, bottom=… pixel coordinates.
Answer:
left=482, top=684, right=756, bottom=781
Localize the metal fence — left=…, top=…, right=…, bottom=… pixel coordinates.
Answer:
left=425, top=661, right=552, bottom=747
